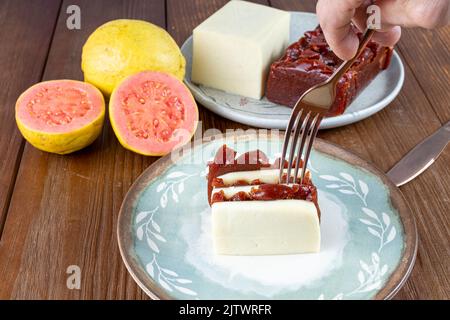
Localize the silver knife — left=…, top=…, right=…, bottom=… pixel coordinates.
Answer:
left=387, top=120, right=450, bottom=187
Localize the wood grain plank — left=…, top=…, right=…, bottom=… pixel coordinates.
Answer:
left=167, top=0, right=268, bottom=46
left=271, top=0, right=450, bottom=299
left=0, top=0, right=165, bottom=300
left=1, top=0, right=448, bottom=300
left=270, top=0, right=317, bottom=11
left=0, top=0, right=61, bottom=238
left=396, top=27, right=450, bottom=123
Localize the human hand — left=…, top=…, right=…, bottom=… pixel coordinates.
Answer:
left=316, top=0, right=450, bottom=60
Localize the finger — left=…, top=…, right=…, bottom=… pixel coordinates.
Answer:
left=352, top=3, right=396, bottom=31
left=316, top=0, right=366, bottom=60
left=377, top=0, right=449, bottom=29
left=352, top=8, right=402, bottom=47
left=371, top=26, right=401, bottom=47
left=352, top=5, right=371, bottom=31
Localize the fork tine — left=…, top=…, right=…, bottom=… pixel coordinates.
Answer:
left=292, top=112, right=312, bottom=183
left=279, top=29, right=374, bottom=184
left=279, top=104, right=304, bottom=183
left=298, top=114, right=322, bottom=184
left=285, top=110, right=308, bottom=184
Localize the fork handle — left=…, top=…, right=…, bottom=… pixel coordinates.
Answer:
left=332, top=28, right=376, bottom=80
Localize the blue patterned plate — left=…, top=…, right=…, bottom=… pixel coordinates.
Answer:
left=117, top=133, right=417, bottom=299
left=180, top=12, right=405, bottom=129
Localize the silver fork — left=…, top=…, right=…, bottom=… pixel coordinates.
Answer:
left=279, top=28, right=376, bottom=184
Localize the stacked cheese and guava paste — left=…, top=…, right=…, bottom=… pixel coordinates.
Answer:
left=208, top=145, right=320, bottom=255
left=192, top=0, right=290, bottom=99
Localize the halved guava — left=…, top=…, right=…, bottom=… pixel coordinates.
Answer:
left=109, top=71, right=198, bottom=156
left=15, top=80, right=105, bottom=154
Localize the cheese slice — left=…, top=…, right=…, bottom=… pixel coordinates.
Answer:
left=212, top=200, right=320, bottom=255
left=211, top=183, right=297, bottom=200
left=192, top=1, right=290, bottom=99
left=217, top=168, right=310, bottom=185
left=212, top=185, right=256, bottom=200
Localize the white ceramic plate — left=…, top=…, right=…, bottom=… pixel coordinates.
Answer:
left=181, top=12, right=405, bottom=129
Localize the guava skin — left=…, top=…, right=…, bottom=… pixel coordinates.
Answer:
left=15, top=80, right=105, bottom=155
left=82, top=19, right=186, bottom=96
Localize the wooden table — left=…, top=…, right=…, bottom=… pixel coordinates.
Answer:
left=0, top=0, right=448, bottom=300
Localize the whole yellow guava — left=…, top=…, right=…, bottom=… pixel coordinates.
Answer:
left=81, top=19, right=185, bottom=96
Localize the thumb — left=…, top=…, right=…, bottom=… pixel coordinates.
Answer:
left=316, top=0, right=366, bottom=60
left=377, top=0, right=450, bottom=29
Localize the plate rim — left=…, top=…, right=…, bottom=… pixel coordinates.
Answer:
left=180, top=10, right=405, bottom=130
left=117, top=133, right=418, bottom=300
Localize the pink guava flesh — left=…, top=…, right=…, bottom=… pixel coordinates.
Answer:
left=16, top=80, right=104, bottom=133
left=110, top=71, right=198, bottom=155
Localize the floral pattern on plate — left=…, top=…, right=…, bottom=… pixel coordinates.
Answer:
left=129, top=138, right=407, bottom=299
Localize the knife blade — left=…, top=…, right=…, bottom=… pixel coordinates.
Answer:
left=387, top=120, right=450, bottom=187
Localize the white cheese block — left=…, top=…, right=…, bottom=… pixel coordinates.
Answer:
left=192, top=0, right=291, bottom=99
left=212, top=200, right=320, bottom=255
left=217, top=168, right=310, bottom=186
